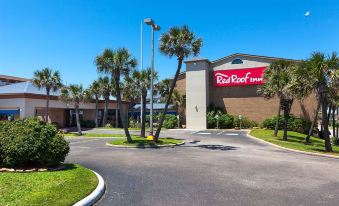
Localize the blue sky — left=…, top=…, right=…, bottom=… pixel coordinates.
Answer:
left=0, top=0, right=338, bottom=87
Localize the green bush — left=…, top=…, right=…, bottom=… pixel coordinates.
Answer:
left=104, top=123, right=112, bottom=128
left=218, top=114, right=234, bottom=129
left=262, top=115, right=312, bottom=134
left=332, top=137, right=339, bottom=146
left=0, top=118, right=70, bottom=168
left=233, top=115, right=258, bottom=129
left=163, top=114, right=178, bottom=129
left=207, top=112, right=216, bottom=129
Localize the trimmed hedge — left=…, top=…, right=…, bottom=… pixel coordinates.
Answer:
left=218, top=114, right=234, bottom=129
left=233, top=115, right=258, bottom=129
left=207, top=113, right=216, bottom=128
left=262, top=115, right=312, bottom=134
left=0, top=118, right=70, bottom=168
left=163, top=114, right=178, bottom=129
left=207, top=112, right=257, bottom=129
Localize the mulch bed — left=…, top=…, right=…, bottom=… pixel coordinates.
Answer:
left=0, top=165, right=66, bottom=173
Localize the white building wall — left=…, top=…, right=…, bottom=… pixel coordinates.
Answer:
left=185, top=60, right=210, bottom=129
left=212, top=56, right=272, bottom=71
left=0, top=97, right=99, bottom=119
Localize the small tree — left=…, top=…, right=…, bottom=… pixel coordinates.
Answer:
left=258, top=60, right=295, bottom=139
left=295, top=52, right=338, bottom=152
left=86, top=80, right=101, bottom=127
left=131, top=68, right=158, bottom=137
left=98, top=76, right=113, bottom=126
left=122, top=77, right=140, bottom=127
left=172, top=89, right=186, bottom=127
left=155, top=78, right=171, bottom=102
left=155, top=25, right=202, bottom=140
left=60, top=84, right=87, bottom=135
left=95, top=48, right=137, bottom=142
left=32, top=67, right=62, bottom=122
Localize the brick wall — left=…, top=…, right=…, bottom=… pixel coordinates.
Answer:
left=209, top=84, right=317, bottom=124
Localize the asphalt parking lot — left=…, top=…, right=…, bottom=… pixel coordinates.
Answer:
left=66, top=129, right=339, bottom=206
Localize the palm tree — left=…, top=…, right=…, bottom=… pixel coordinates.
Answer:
left=172, top=89, right=186, bottom=127
left=32, top=67, right=62, bottom=122
left=295, top=52, right=338, bottom=152
left=131, top=68, right=158, bottom=137
left=86, top=80, right=101, bottom=127
left=98, top=76, right=113, bottom=126
left=59, top=84, right=86, bottom=135
left=258, top=60, right=295, bottom=140
left=154, top=25, right=202, bottom=140
left=122, top=76, right=140, bottom=128
left=155, top=78, right=171, bottom=102
left=95, top=48, right=137, bottom=142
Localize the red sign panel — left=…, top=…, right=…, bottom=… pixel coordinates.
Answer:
left=213, top=67, right=266, bottom=87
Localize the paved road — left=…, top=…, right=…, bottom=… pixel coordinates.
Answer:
left=66, top=129, right=339, bottom=206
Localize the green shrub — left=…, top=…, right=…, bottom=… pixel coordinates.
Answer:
left=262, top=115, right=312, bottom=134
left=207, top=112, right=216, bottom=129
left=218, top=114, right=234, bottom=129
left=0, top=118, right=70, bottom=168
left=332, top=137, right=339, bottom=146
left=233, top=115, right=258, bottom=129
left=104, top=123, right=112, bottom=128
left=163, top=114, right=178, bottom=129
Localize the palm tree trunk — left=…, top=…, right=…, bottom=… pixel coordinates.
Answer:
left=155, top=58, right=183, bottom=140
left=140, top=91, right=147, bottom=138
left=327, top=103, right=332, bottom=123
left=94, top=96, right=99, bottom=127
left=332, top=105, right=336, bottom=138
left=103, top=96, right=109, bottom=126
left=321, top=94, right=332, bottom=152
left=115, top=77, right=132, bottom=142
left=45, top=89, right=50, bottom=122
left=336, top=107, right=338, bottom=139
left=75, top=105, right=82, bottom=135
left=274, top=98, right=281, bottom=137
left=282, top=104, right=289, bottom=141
left=115, top=103, right=119, bottom=128
left=306, top=98, right=321, bottom=143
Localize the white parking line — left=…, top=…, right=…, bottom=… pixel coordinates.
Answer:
left=224, top=133, right=239, bottom=136
left=197, top=132, right=212, bottom=135
left=217, top=132, right=224, bottom=135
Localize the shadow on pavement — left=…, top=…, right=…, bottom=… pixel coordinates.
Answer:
left=196, top=145, right=238, bottom=151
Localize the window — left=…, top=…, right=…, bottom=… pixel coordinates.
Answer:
left=231, top=58, right=243, bottom=64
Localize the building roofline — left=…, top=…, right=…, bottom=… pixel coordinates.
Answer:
left=0, top=75, right=31, bottom=82
left=212, top=53, right=300, bottom=63
left=0, top=93, right=129, bottom=104
left=184, top=58, right=211, bottom=64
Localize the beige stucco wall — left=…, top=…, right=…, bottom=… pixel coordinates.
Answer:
left=186, top=60, right=210, bottom=129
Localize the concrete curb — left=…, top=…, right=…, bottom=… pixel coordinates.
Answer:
left=246, top=130, right=339, bottom=160
left=105, top=141, right=185, bottom=148
left=73, top=169, right=105, bottom=206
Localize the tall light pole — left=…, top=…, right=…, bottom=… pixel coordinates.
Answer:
left=144, top=18, right=160, bottom=135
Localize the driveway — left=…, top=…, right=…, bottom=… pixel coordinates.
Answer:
left=66, top=129, right=339, bottom=206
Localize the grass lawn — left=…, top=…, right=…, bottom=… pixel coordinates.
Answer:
left=63, top=133, right=126, bottom=138
left=0, top=164, right=98, bottom=206
left=108, top=137, right=183, bottom=147
left=97, top=127, right=147, bottom=130
left=250, top=129, right=339, bottom=155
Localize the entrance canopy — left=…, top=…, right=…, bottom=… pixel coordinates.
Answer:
left=0, top=109, right=20, bottom=115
